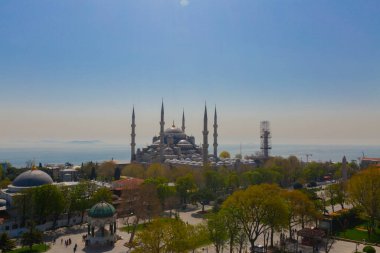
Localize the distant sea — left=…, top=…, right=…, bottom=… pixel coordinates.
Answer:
left=0, top=144, right=379, bottom=168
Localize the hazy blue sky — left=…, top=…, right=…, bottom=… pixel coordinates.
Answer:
left=0, top=0, right=379, bottom=146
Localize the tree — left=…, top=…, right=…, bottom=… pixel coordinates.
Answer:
left=121, top=184, right=162, bottom=245
left=218, top=208, right=244, bottom=253
left=176, top=173, right=196, bottom=205
left=192, top=188, right=215, bottom=212
left=348, top=167, right=380, bottom=239
left=0, top=178, right=11, bottom=189
left=204, top=169, right=225, bottom=194
left=132, top=219, right=168, bottom=253
left=133, top=218, right=207, bottom=253
left=122, top=163, right=146, bottom=178
left=325, top=184, right=337, bottom=212
left=207, top=212, right=228, bottom=253
left=144, top=177, right=176, bottom=210
left=0, top=232, right=16, bottom=252
left=114, top=166, right=121, bottom=180
left=222, top=184, right=289, bottom=250
left=21, top=223, right=43, bottom=251
left=92, top=187, right=113, bottom=204
left=98, top=161, right=116, bottom=180
left=146, top=163, right=167, bottom=179
left=44, top=185, right=66, bottom=228
left=70, top=181, right=97, bottom=223
left=219, top=151, right=231, bottom=159
left=13, top=188, right=34, bottom=226
left=13, top=184, right=66, bottom=226
left=282, top=189, right=319, bottom=239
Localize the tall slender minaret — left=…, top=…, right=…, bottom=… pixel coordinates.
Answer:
left=213, top=106, right=218, bottom=160
left=181, top=109, right=185, bottom=133
left=130, top=106, right=136, bottom=162
left=159, top=100, right=165, bottom=163
left=202, top=104, right=209, bottom=166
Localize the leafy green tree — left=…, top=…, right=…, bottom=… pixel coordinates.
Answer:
left=348, top=167, right=380, bottom=239
left=144, top=177, right=176, bottom=210
left=146, top=163, right=167, bottom=179
left=204, top=169, right=225, bottom=194
left=122, top=163, right=146, bottom=179
left=21, top=223, right=43, bottom=251
left=13, top=188, right=34, bottom=226
left=222, top=184, right=289, bottom=250
left=71, top=181, right=97, bottom=223
left=92, top=187, right=112, bottom=204
left=114, top=166, right=121, bottom=180
left=46, top=185, right=66, bottom=228
left=132, top=218, right=207, bottom=253
left=303, top=162, right=325, bottom=182
left=176, top=173, right=196, bottom=205
left=132, top=219, right=167, bottom=253
left=325, top=184, right=338, bottom=212
left=97, top=161, right=116, bottom=180
left=282, top=189, right=319, bottom=237
left=192, top=188, right=215, bottom=212
left=207, top=212, right=228, bottom=253
left=0, top=178, right=11, bottom=189
left=219, top=151, right=231, bottom=159
left=0, top=232, right=16, bottom=252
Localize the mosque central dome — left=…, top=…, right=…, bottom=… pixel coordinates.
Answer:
left=164, top=123, right=183, bottom=134
left=12, top=169, right=53, bottom=187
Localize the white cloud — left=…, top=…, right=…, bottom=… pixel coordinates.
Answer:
left=179, top=0, right=189, bottom=7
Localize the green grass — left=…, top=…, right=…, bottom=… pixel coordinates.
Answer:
left=119, top=223, right=147, bottom=233
left=336, top=225, right=380, bottom=243
left=9, top=244, right=50, bottom=253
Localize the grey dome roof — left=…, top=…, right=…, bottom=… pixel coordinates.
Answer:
left=88, top=202, right=116, bottom=218
left=178, top=140, right=192, bottom=145
left=12, top=170, right=53, bottom=187
left=164, top=124, right=183, bottom=134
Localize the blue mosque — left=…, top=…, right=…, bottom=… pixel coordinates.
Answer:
left=131, top=102, right=218, bottom=165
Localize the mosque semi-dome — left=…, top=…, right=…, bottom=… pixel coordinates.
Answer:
left=88, top=202, right=116, bottom=218
left=12, top=169, right=53, bottom=187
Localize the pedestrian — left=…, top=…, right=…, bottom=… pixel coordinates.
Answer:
left=61, top=238, right=63, bottom=244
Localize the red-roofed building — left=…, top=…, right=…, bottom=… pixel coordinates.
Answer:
left=361, top=157, right=380, bottom=169
left=112, top=177, right=144, bottom=192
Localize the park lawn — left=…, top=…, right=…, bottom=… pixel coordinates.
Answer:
left=9, top=244, right=50, bottom=253
left=120, top=223, right=146, bottom=233
left=336, top=226, right=380, bottom=243
left=120, top=218, right=179, bottom=233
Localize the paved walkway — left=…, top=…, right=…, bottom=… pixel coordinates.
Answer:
left=44, top=205, right=380, bottom=253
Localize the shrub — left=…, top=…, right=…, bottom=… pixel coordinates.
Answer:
left=293, top=182, right=303, bottom=189
left=307, top=181, right=317, bottom=187
left=363, top=245, right=376, bottom=253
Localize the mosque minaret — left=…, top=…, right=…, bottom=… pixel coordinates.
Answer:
left=202, top=104, right=209, bottom=166
left=130, top=106, right=136, bottom=162
left=159, top=100, right=165, bottom=163
left=213, top=106, right=218, bottom=160
left=131, top=102, right=217, bottom=165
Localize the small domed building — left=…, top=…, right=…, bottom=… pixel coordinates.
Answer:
left=0, top=168, right=54, bottom=206
left=86, top=201, right=118, bottom=247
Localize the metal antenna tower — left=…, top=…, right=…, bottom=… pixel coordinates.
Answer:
left=260, top=121, right=272, bottom=159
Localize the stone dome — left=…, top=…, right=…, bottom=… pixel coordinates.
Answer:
left=164, top=123, right=183, bottom=134
left=88, top=202, right=116, bottom=218
left=12, top=169, right=53, bottom=187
